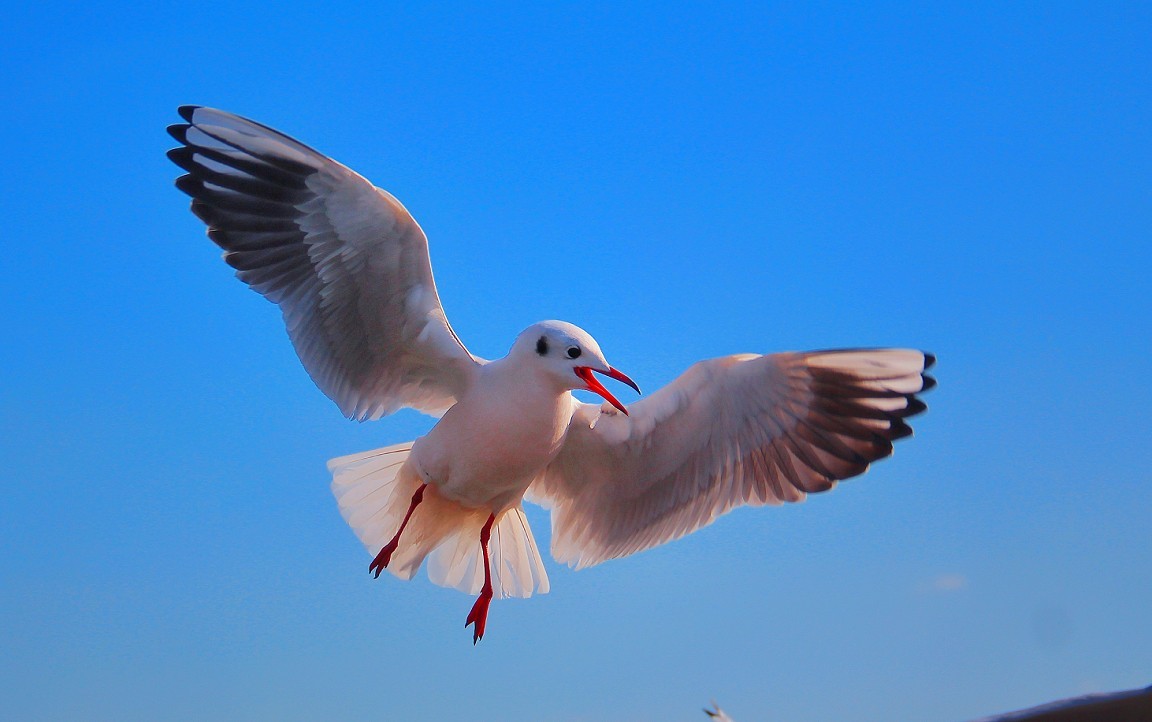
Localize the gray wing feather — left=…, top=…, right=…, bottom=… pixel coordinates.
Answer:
left=169, top=106, right=479, bottom=419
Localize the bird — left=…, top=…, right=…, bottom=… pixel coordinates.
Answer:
left=704, top=701, right=737, bottom=721
left=168, top=106, right=935, bottom=643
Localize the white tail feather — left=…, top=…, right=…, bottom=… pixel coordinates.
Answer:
left=329, top=444, right=550, bottom=598
left=427, top=507, right=550, bottom=598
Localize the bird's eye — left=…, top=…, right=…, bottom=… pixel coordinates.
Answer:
left=566, top=346, right=582, bottom=359
left=536, top=337, right=549, bottom=356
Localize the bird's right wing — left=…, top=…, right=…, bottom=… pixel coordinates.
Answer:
left=169, top=106, right=480, bottom=419
left=528, top=349, right=935, bottom=568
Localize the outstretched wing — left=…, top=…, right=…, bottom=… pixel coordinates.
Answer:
left=168, top=106, right=480, bottom=419
left=529, top=349, right=935, bottom=568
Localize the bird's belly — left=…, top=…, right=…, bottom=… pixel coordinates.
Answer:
left=410, top=402, right=568, bottom=512
left=432, top=450, right=544, bottom=510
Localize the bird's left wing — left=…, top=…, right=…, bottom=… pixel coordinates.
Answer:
left=168, top=106, right=480, bottom=419
left=528, top=349, right=934, bottom=568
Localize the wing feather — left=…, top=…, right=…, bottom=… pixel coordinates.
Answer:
left=529, top=349, right=934, bottom=568
left=168, top=106, right=480, bottom=418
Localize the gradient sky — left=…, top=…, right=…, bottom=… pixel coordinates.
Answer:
left=2, top=3, right=1150, bottom=721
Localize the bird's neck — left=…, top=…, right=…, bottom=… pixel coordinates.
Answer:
left=479, top=355, right=570, bottom=408
left=453, top=356, right=575, bottom=467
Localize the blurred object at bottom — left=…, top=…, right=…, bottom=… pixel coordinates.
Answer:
left=969, top=684, right=1151, bottom=722
left=704, top=701, right=736, bottom=721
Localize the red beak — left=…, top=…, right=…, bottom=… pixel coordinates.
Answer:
left=573, top=366, right=641, bottom=415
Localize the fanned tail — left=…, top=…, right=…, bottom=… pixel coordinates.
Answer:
left=427, top=506, right=550, bottom=598
left=329, top=444, right=549, bottom=598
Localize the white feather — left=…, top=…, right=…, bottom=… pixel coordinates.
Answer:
left=330, top=445, right=549, bottom=597
left=529, top=349, right=934, bottom=569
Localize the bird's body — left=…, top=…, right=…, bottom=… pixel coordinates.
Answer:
left=169, top=106, right=935, bottom=642
left=411, top=332, right=575, bottom=512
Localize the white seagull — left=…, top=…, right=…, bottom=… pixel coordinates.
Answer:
left=169, top=106, right=935, bottom=643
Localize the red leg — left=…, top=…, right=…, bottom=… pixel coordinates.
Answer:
left=465, top=513, right=497, bottom=644
left=369, top=484, right=426, bottom=578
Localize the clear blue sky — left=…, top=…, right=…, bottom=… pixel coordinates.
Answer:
left=2, top=3, right=1149, bottom=721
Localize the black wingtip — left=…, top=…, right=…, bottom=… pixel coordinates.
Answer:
left=167, top=123, right=190, bottom=143
left=921, top=374, right=937, bottom=393
left=189, top=198, right=214, bottom=224
left=174, top=173, right=201, bottom=197
left=172, top=173, right=192, bottom=196
left=166, top=146, right=197, bottom=172
left=889, top=418, right=914, bottom=440
left=923, top=352, right=936, bottom=370
left=177, top=105, right=201, bottom=122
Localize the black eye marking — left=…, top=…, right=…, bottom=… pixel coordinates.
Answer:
left=566, top=346, right=582, bottom=359
left=536, top=337, right=548, bottom=356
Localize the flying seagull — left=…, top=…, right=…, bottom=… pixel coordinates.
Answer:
left=168, top=106, right=935, bottom=643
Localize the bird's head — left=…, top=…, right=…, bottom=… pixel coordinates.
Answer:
left=513, top=321, right=640, bottom=415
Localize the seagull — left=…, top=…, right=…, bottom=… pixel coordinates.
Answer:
left=704, top=701, right=737, bottom=721
left=168, top=106, right=935, bottom=643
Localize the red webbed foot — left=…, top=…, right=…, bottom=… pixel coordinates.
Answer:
left=465, top=590, right=493, bottom=644
left=368, top=543, right=396, bottom=578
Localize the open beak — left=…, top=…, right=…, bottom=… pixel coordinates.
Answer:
left=573, top=366, right=641, bottom=415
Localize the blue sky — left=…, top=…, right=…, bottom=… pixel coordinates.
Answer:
left=2, top=3, right=1150, bottom=720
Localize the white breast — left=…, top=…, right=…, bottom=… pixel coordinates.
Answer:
left=410, top=361, right=572, bottom=511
